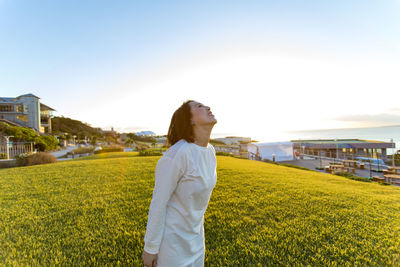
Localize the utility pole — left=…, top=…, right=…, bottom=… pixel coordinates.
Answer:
left=369, top=158, right=372, bottom=178
left=376, top=151, right=380, bottom=172
left=334, top=138, right=338, bottom=164
left=391, top=138, right=395, bottom=167
left=317, top=146, right=323, bottom=170
left=299, top=138, right=301, bottom=159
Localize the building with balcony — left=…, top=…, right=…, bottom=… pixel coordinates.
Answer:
left=291, top=139, right=396, bottom=161
left=0, top=93, right=55, bottom=133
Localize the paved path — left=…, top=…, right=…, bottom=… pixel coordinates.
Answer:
left=50, top=146, right=78, bottom=158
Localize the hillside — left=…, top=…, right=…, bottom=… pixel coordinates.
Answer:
left=51, top=116, right=102, bottom=136
left=0, top=155, right=399, bottom=265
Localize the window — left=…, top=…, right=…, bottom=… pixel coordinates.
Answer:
left=17, top=105, right=24, bottom=112
left=17, top=115, right=28, bottom=122
left=0, top=105, right=14, bottom=112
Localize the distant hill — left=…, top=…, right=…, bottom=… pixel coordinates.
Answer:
left=51, top=116, right=102, bottom=136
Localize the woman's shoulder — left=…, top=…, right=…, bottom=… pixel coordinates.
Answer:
left=209, top=143, right=215, bottom=152
left=163, top=139, right=190, bottom=160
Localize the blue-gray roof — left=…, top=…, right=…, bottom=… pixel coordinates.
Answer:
left=0, top=97, right=18, bottom=103
left=1, top=93, right=40, bottom=103
left=40, top=103, right=56, bottom=111
left=17, top=93, right=40, bottom=98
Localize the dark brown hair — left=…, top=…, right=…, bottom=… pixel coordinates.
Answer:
left=167, top=100, right=195, bottom=147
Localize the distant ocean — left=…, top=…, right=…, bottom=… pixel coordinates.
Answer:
left=281, top=125, right=400, bottom=155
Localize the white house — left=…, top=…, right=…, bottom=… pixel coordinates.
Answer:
left=247, top=141, right=294, bottom=162
left=0, top=93, right=55, bottom=133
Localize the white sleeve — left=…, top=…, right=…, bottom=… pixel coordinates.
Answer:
left=211, top=144, right=216, bottom=156
left=143, top=155, right=184, bottom=254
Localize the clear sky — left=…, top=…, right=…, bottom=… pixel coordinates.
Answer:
left=1, top=0, right=400, bottom=141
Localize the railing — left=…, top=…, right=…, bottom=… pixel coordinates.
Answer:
left=214, top=145, right=249, bottom=158
left=300, top=153, right=392, bottom=170
left=248, top=151, right=261, bottom=161
left=214, top=145, right=239, bottom=155
left=0, top=142, right=34, bottom=160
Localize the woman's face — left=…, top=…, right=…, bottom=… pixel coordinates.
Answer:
left=189, top=101, right=217, bottom=126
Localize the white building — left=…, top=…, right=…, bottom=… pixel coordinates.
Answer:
left=0, top=94, right=55, bottom=133
left=247, top=141, right=294, bottom=162
left=213, top=136, right=252, bottom=145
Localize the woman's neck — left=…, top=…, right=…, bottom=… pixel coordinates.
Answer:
left=193, top=125, right=213, bottom=147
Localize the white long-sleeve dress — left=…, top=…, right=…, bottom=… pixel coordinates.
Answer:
left=144, top=138, right=217, bottom=267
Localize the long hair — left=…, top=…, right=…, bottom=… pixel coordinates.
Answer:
left=167, top=100, right=195, bottom=147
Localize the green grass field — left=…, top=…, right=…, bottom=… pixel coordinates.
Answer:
left=1, top=153, right=400, bottom=265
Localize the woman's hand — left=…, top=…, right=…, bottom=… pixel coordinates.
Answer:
left=142, top=250, right=158, bottom=267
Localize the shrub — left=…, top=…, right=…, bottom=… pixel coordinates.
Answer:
left=0, top=122, right=59, bottom=152
left=68, top=147, right=95, bottom=155
left=15, top=152, right=57, bottom=166
left=210, top=139, right=226, bottom=145
left=0, top=123, right=57, bottom=151
left=134, top=144, right=150, bottom=151
left=15, top=153, right=29, bottom=166
left=216, top=151, right=233, bottom=156
left=125, top=133, right=156, bottom=143
left=334, top=171, right=371, bottom=183
left=94, top=145, right=124, bottom=154
left=34, top=142, right=47, bottom=152
left=34, top=135, right=59, bottom=151
left=0, top=122, right=37, bottom=141
left=216, top=151, right=248, bottom=160
left=233, top=155, right=249, bottom=159
left=0, top=153, right=7, bottom=159
left=263, top=158, right=275, bottom=163
left=32, top=135, right=59, bottom=152
left=138, top=150, right=163, bottom=156
left=280, top=163, right=317, bottom=171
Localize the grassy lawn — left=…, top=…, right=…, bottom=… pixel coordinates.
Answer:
left=0, top=154, right=399, bottom=265
left=72, top=151, right=140, bottom=161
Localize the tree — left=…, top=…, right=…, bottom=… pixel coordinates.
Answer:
left=91, top=136, right=98, bottom=146
left=151, top=140, right=157, bottom=149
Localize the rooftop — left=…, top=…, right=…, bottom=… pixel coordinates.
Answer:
left=0, top=97, right=18, bottom=103
left=40, top=103, right=56, bottom=111
left=17, top=93, right=40, bottom=99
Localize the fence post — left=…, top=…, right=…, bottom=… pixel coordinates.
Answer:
left=6, top=141, right=9, bottom=160
left=4, top=136, right=14, bottom=160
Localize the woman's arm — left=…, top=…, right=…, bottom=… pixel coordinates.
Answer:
left=143, top=155, right=184, bottom=254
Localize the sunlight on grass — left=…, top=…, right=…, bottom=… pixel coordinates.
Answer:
left=0, top=155, right=399, bottom=265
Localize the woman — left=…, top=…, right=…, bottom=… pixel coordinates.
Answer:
left=142, top=100, right=218, bottom=267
